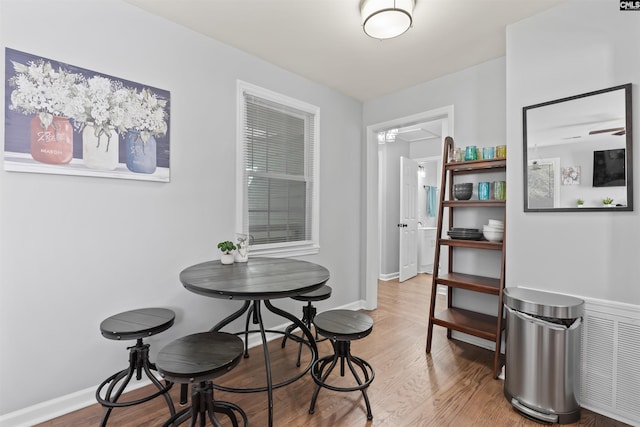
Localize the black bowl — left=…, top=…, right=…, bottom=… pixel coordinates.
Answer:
left=453, top=183, right=473, bottom=200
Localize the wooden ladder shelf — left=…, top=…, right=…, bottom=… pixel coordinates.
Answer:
left=425, top=136, right=507, bottom=379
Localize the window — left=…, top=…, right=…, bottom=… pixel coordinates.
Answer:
left=236, top=81, right=320, bottom=257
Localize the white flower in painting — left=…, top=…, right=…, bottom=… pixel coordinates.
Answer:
left=85, top=76, right=112, bottom=125
left=9, top=56, right=169, bottom=143
left=75, top=77, right=133, bottom=139
left=124, top=88, right=168, bottom=143
left=9, top=59, right=84, bottom=128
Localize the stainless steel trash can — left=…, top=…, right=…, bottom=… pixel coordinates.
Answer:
left=503, top=288, right=584, bottom=424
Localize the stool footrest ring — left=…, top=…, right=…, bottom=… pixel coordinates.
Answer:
left=309, top=350, right=375, bottom=420
left=310, top=354, right=375, bottom=392
left=96, top=370, right=173, bottom=408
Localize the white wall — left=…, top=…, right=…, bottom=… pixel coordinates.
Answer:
left=364, top=57, right=507, bottom=148
left=506, top=0, right=640, bottom=304
left=0, top=0, right=362, bottom=415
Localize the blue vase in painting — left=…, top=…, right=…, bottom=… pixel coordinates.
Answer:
left=125, top=130, right=156, bottom=174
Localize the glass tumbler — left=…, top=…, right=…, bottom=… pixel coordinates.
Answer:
left=493, top=181, right=506, bottom=200
left=465, top=146, right=477, bottom=161
left=483, top=147, right=495, bottom=159
left=478, top=182, right=490, bottom=200
left=496, top=145, right=507, bottom=159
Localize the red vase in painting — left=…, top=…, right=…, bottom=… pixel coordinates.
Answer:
left=30, top=115, right=73, bottom=164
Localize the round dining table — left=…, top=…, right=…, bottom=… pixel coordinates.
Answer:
left=179, top=257, right=330, bottom=427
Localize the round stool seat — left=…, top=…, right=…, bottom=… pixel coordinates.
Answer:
left=100, top=308, right=175, bottom=341
left=314, top=309, right=373, bottom=341
left=156, top=332, right=248, bottom=427
left=157, top=332, right=244, bottom=384
left=292, top=285, right=332, bottom=302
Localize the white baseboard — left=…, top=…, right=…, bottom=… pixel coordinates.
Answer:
left=0, top=382, right=144, bottom=427
left=378, top=272, right=398, bottom=281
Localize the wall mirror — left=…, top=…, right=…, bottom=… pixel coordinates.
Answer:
left=523, top=83, right=633, bottom=212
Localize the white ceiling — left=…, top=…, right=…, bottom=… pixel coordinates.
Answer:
left=395, top=120, right=443, bottom=143
left=125, top=0, right=566, bottom=101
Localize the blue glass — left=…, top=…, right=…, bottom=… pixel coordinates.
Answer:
left=478, top=182, right=490, bottom=200
left=483, top=147, right=495, bottom=159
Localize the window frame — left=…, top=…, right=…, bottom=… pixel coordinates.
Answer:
left=236, top=80, right=320, bottom=257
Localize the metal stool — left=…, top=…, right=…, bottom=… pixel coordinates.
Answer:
left=280, top=285, right=333, bottom=366
left=156, top=331, right=248, bottom=427
left=309, top=309, right=375, bottom=420
left=96, top=308, right=176, bottom=426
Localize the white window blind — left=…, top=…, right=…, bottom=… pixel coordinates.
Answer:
left=237, top=82, right=319, bottom=256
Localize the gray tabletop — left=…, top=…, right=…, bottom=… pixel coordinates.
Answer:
left=180, top=257, right=330, bottom=300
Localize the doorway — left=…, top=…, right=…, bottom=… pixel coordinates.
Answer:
left=363, top=106, right=453, bottom=310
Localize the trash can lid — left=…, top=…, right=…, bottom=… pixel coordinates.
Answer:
left=503, top=287, right=584, bottom=319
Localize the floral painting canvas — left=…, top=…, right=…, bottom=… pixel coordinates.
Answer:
left=4, top=48, right=170, bottom=182
left=561, top=166, right=580, bottom=185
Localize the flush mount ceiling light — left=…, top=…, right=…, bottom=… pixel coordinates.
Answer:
left=361, top=0, right=414, bottom=40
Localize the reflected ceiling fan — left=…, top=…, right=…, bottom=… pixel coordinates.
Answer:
left=588, top=126, right=626, bottom=136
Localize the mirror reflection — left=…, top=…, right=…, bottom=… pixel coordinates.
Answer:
left=523, top=84, right=633, bottom=212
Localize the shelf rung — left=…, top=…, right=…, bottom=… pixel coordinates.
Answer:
left=443, top=200, right=505, bottom=208
left=445, top=158, right=506, bottom=172
left=435, top=273, right=501, bottom=294
left=431, top=307, right=499, bottom=341
left=439, top=238, right=503, bottom=250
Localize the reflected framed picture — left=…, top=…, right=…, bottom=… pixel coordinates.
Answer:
left=561, top=166, right=580, bottom=185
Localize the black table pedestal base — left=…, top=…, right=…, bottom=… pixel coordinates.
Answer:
left=208, top=299, right=318, bottom=427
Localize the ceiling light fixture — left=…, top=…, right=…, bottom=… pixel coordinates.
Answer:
left=361, top=0, right=414, bottom=40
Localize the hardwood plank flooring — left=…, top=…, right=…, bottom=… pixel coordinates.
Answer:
left=37, top=275, right=630, bottom=426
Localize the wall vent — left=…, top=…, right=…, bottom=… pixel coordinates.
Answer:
left=580, top=299, right=640, bottom=425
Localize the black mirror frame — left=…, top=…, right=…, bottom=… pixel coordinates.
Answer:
left=523, top=83, right=633, bottom=212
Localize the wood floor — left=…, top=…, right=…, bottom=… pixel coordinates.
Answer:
left=38, top=275, right=630, bottom=426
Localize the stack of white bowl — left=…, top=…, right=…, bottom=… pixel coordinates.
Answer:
left=483, top=219, right=504, bottom=242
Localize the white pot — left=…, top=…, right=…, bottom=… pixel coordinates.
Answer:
left=221, top=253, right=235, bottom=265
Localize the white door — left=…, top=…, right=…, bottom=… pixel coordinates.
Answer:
left=399, top=157, right=418, bottom=282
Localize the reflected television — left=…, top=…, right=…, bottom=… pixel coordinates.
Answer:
left=593, top=148, right=626, bottom=187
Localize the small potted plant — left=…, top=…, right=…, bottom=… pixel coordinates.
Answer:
left=602, top=197, right=614, bottom=207
left=576, top=198, right=584, bottom=207
left=217, top=240, right=237, bottom=265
